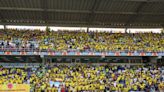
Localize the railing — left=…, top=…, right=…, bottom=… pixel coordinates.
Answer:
left=0, top=48, right=163, bottom=53
left=0, top=63, right=40, bottom=68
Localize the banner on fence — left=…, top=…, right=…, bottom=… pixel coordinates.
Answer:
left=0, top=84, right=30, bottom=92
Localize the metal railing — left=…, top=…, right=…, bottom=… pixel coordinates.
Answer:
left=0, top=47, right=163, bottom=53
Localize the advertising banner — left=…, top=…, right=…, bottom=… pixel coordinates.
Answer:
left=0, top=84, right=30, bottom=92
left=0, top=51, right=163, bottom=56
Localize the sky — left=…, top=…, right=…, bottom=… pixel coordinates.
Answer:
left=0, top=25, right=162, bottom=33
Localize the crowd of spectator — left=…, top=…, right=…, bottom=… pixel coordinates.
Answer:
left=0, top=29, right=163, bottom=52
left=0, top=64, right=164, bottom=92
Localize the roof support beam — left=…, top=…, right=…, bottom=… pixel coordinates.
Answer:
left=0, top=7, right=163, bottom=15
left=40, top=0, right=48, bottom=25
left=87, top=0, right=102, bottom=26
left=0, top=1, right=4, bottom=23
left=0, top=10, right=6, bottom=24
left=125, top=1, right=147, bottom=27
left=0, top=21, right=162, bottom=28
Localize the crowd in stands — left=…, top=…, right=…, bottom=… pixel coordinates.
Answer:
left=0, top=64, right=164, bottom=92
left=0, top=29, right=163, bottom=52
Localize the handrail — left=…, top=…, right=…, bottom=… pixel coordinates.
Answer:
left=0, top=48, right=163, bottom=53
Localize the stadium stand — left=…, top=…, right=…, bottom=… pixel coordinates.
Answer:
left=0, top=29, right=163, bottom=52
left=0, top=0, right=164, bottom=92
left=0, top=64, right=164, bottom=92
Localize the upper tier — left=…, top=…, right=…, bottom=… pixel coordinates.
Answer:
left=0, top=29, right=163, bottom=52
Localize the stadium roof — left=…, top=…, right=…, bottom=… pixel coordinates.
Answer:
left=0, top=0, right=164, bottom=28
